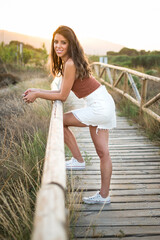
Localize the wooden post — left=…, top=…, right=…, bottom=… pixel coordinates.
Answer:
left=104, top=68, right=107, bottom=81
left=143, top=93, right=160, bottom=108
left=98, top=64, right=101, bottom=77
left=124, top=72, right=128, bottom=94
left=106, top=68, right=113, bottom=85
left=99, top=67, right=105, bottom=78
left=140, top=78, right=147, bottom=115
left=114, top=72, right=124, bottom=88
left=113, top=69, right=116, bottom=85
left=20, top=43, right=23, bottom=65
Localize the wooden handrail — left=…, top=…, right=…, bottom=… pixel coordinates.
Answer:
left=92, top=62, right=160, bottom=82
left=31, top=77, right=67, bottom=240
left=91, top=62, right=160, bottom=122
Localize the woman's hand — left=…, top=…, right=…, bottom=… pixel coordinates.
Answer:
left=23, top=88, right=39, bottom=96
left=23, top=91, right=38, bottom=103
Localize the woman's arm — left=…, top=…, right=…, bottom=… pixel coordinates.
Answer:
left=23, top=88, right=60, bottom=95
left=23, top=59, right=76, bottom=103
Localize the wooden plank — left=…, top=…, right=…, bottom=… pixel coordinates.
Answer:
left=81, top=165, right=160, bottom=170
left=67, top=170, right=160, bottom=175
left=73, top=202, right=160, bottom=211
left=78, top=178, right=160, bottom=184
left=93, top=162, right=160, bottom=166
left=80, top=193, right=160, bottom=203
left=77, top=142, right=159, bottom=148
left=66, top=158, right=160, bottom=163
left=82, top=189, right=160, bottom=195
left=83, top=237, right=160, bottom=240
left=74, top=183, right=160, bottom=190
left=74, top=215, right=160, bottom=226
left=67, top=152, right=160, bottom=157
left=73, top=174, right=160, bottom=179
left=73, top=226, right=160, bottom=238
left=66, top=156, right=160, bottom=161
left=74, top=217, right=160, bottom=229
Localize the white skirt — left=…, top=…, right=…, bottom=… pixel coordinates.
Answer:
left=71, top=85, right=116, bottom=133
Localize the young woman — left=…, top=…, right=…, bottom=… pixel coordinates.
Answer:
left=23, top=25, right=116, bottom=204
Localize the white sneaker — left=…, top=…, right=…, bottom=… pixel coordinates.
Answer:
left=66, top=157, right=85, bottom=170
left=83, top=191, right=111, bottom=204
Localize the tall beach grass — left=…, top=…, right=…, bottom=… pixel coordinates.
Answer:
left=0, top=77, right=52, bottom=239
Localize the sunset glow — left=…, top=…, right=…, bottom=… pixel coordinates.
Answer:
left=1, top=0, right=160, bottom=50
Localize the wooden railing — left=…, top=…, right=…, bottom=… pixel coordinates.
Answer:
left=91, top=62, right=160, bottom=122
left=31, top=77, right=67, bottom=240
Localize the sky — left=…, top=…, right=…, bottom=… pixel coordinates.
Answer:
left=0, top=0, right=160, bottom=51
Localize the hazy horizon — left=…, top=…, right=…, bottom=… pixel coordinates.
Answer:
left=1, top=28, right=160, bottom=52
left=1, top=29, right=160, bottom=57
left=0, top=29, right=125, bottom=55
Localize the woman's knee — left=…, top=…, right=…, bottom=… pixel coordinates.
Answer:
left=63, top=112, right=75, bottom=127
left=63, top=113, right=69, bottom=127
left=96, top=147, right=109, bottom=159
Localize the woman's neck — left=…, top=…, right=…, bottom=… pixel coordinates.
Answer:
left=62, top=57, right=70, bottom=64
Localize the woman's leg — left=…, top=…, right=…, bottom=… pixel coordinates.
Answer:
left=64, top=112, right=87, bottom=163
left=89, top=126, right=112, bottom=198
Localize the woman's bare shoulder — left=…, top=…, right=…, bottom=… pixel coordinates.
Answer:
left=63, top=58, right=76, bottom=79
left=64, top=59, right=76, bottom=75
left=65, top=58, right=75, bottom=67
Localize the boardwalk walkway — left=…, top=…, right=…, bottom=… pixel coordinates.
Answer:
left=65, top=91, right=160, bottom=240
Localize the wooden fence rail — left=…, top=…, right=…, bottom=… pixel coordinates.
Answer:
left=31, top=77, right=67, bottom=240
left=91, top=62, right=160, bottom=122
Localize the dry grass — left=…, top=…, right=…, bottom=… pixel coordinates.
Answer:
left=0, top=76, right=52, bottom=239
left=64, top=145, right=82, bottom=239
left=65, top=174, right=83, bottom=239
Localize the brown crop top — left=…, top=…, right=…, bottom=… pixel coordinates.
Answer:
left=71, top=75, right=101, bottom=98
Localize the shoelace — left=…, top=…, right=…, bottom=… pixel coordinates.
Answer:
left=89, top=193, right=100, bottom=200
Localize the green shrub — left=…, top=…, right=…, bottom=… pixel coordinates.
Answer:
left=0, top=41, right=48, bottom=67
left=88, top=55, right=99, bottom=63
left=119, top=47, right=139, bottom=56
left=0, top=43, right=17, bottom=63
left=108, top=55, right=132, bottom=67
left=118, top=99, right=139, bottom=119
left=132, top=75, right=141, bottom=90
left=132, top=55, right=160, bottom=69
left=145, top=69, right=158, bottom=76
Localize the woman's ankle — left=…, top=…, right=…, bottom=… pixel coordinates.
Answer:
left=99, top=190, right=109, bottom=198
left=73, top=156, right=84, bottom=163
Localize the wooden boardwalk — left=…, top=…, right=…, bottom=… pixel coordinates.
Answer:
left=65, top=91, right=160, bottom=240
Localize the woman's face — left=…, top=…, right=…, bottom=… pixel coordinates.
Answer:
left=54, top=33, right=69, bottom=61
